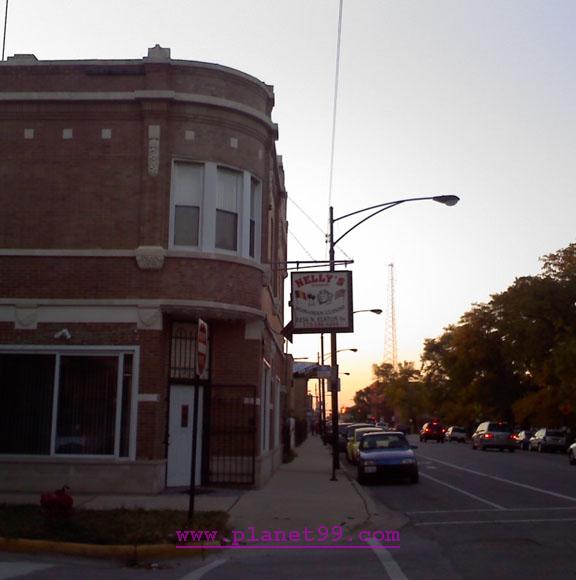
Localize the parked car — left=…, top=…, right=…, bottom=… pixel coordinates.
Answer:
left=568, top=442, right=576, bottom=465
left=347, top=427, right=383, bottom=464
left=529, top=428, right=567, bottom=453
left=445, top=426, right=467, bottom=443
left=393, top=424, right=411, bottom=435
left=420, top=422, right=446, bottom=443
left=356, top=431, right=419, bottom=484
left=337, top=422, right=353, bottom=451
left=471, top=421, right=515, bottom=452
left=345, top=423, right=374, bottom=444
left=513, top=430, right=533, bottom=450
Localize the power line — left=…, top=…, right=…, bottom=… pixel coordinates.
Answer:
left=2, top=0, right=9, bottom=61
left=288, top=197, right=326, bottom=235
left=288, top=230, right=316, bottom=261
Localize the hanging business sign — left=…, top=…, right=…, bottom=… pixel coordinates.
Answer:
left=291, top=271, right=353, bottom=333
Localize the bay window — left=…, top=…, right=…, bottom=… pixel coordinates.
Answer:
left=173, top=163, right=203, bottom=247
left=216, top=167, right=241, bottom=251
left=170, top=161, right=261, bottom=260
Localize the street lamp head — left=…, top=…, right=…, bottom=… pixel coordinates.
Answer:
left=370, top=309, right=383, bottom=315
left=350, top=348, right=358, bottom=352
left=432, top=195, right=460, bottom=207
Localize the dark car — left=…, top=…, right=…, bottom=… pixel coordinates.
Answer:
left=513, top=430, right=533, bottom=450
left=356, top=432, right=418, bottom=484
left=337, top=422, right=353, bottom=451
left=419, top=422, right=446, bottom=443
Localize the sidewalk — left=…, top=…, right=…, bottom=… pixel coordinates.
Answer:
left=0, top=436, right=406, bottom=547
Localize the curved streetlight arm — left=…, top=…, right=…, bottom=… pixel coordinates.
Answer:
left=332, top=195, right=459, bottom=248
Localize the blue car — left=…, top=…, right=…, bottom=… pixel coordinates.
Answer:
left=356, top=431, right=419, bottom=484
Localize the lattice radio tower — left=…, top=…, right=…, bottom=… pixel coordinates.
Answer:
left=383, top=263, right=398, bottom=370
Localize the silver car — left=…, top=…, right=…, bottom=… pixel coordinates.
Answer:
left=471, top=421, right=515, bottom=452
left=529, top=428, right=566, bottom=453
left=569, top=442, right=576, bottom=465
left=445, top=426, right=467, bottom=443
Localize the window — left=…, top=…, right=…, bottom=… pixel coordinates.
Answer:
left=56, top=356, right=118, bottom=455
left=0, top=354, right=55, bottom=454
left=0, top=351, right=135, bottom=457
left=249, top=177, right=259, bottom=258
left=216, top=167, right=242, bottom=251
left=171, top=161, right=263, bottom=259
left=173, top=163, right=203, bottom=247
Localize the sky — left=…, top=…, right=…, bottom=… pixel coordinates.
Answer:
left=4, top=0, right=576, bottom=407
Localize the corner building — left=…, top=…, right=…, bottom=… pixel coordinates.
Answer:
left=0, top=46, right=288, bottom=493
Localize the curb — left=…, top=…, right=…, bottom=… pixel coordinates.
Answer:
left=0, top=538, right=220, bottom=560
left=339, top=462, right=410, bottom=532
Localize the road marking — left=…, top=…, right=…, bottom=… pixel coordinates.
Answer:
left=408, top=506, right=576, bottom=515
left=417, top=456, right=576, bottom=503
left=179, top=558, right=227, bottom=580
left=366, top=538, right=409, bottom=580
left=420, top=472, right=505, bottom=510
left=415, top=517, right=576, bottom=527
left=0, top=563, right=53, bottom=580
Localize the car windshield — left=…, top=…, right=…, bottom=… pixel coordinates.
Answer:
left=547, top=430, right=564, bottom=437
left=360, top=434, right=409, bottom=451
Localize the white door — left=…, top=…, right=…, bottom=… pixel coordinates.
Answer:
left=167, top=385, right=203, bottom=487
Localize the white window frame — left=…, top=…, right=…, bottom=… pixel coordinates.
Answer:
left=0, top=345, right=139, bottom=461
left=170, top=162, right=204, bottom=250
left=169, top=160, right=262, bottom=261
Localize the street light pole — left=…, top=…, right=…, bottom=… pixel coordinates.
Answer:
left=327, top=194, right=459, bottom=482
left=329, top=206, right=340, bottom=480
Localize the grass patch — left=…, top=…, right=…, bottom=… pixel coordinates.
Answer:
left=0, top=504, right=228, bottom=546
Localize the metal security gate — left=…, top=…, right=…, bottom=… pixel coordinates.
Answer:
left=207, top=385, right=256, bottom=484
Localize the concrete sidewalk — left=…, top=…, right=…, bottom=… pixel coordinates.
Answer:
left=0, top=436, right=406, bottom=535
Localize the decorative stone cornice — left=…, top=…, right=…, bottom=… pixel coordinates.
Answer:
left=135, top=246, right=166, bottom=270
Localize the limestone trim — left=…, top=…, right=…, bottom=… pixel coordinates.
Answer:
left=0, top=57, right=274, bottom=100
left=135, top=246, right=165, bottom=270
left=0, top=91, right=276, bottom=131
left=0, top=248, right=266, bottom=270
left=0, top=300, right=265, bottom=325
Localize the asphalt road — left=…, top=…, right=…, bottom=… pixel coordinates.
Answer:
left=2, top=438, right=575, bottom=579
left=356, top=435, right=576, bottom=579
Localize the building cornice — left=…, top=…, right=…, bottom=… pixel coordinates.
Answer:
left=0, top=248, right=267, bottom=272
left=0, top=90, right=277, bottom=134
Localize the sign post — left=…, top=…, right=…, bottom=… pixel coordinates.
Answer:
left=188, top=318, right=208, bottom=522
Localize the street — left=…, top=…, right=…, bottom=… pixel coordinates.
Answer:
left=1, top=436, right=575, bottom=579
left=360, top=435, right=576, bottom=579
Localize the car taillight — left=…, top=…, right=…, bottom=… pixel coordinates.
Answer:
left=425, top=428, right=430, bottom=432
left=483, top=433, right=494, bottom=439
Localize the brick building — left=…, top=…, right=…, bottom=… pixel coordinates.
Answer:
left=0, top=46, right=288, bottom=493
